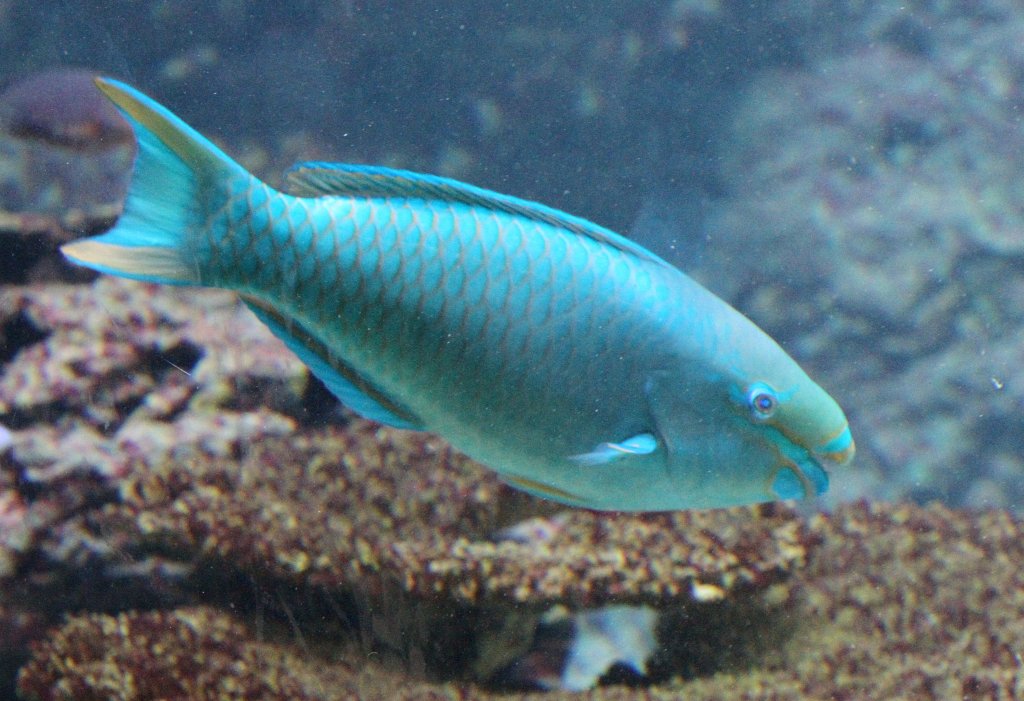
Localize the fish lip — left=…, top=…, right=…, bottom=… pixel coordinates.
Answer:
left=768, top=429, right=835, bottom=500
left=771, top=455, right=829, bottom=500
left=798, top=455, right=830, bottom=497
left=786, top=430, right=852, bottom=500
left=769, top=424, right=852, bottom=500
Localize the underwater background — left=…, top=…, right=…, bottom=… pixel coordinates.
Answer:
left=3, top=0, right=1024, bottom=698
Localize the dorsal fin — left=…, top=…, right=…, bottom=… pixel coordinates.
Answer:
left=284, top=162, right=671, bottom=266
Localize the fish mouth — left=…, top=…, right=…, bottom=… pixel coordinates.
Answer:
left=770, top=425, right=853, bottom=501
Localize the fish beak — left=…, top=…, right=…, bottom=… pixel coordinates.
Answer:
left=814, top=426, right=855, bottom=467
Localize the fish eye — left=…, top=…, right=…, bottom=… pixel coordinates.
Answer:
left=746, top=383, right=778, bottom=420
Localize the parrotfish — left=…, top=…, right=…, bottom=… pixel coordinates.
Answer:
left=61, top=78, right=854, bottom=511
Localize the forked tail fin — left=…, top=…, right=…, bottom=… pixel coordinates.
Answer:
left=61, top=77, right=251, bottom=285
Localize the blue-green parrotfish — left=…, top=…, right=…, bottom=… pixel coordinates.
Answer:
left=61, top=78, right=854, bottom=511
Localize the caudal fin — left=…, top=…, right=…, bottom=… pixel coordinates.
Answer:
left=61, top=78, right=250, bottom=285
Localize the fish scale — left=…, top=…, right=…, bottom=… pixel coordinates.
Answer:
left=61, top=78, right=854, bottom=511
left=238, top=196, right=637, bottom=430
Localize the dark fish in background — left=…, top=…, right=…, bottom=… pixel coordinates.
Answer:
left=0, top=68, right=135, bottom=282
left=0, top=68, right=134, bottom=150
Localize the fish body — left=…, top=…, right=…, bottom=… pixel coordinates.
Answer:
left=62, top=79, right=854, bottom=511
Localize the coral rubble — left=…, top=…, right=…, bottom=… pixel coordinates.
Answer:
left=15, top=501, right=1024, bottom=699
left=679, top=501, right=1024, bottom=700
left=16, top=608, right=317, bottom=701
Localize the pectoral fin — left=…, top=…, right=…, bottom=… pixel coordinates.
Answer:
left=569, top=433, right=658, bottom=467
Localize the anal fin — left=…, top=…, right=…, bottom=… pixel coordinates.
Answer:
left=242, top=296, right=422, bottom=430
left=503, top=474, right=587, bottom=506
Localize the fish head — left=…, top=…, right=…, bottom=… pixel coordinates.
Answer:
left=653, top=325, right=854, bottom=509
left=722, top=369, right=854, bottom=504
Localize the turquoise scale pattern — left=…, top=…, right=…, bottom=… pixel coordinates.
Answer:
left=203, top=179, right=676, bottom=461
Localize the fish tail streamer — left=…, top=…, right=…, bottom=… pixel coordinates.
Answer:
left=61, top=77, right=254, bottom=285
